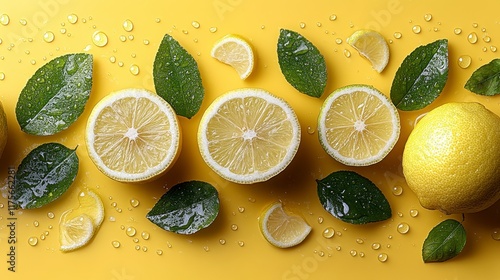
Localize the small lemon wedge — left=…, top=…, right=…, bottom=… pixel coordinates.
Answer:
left=347, top=29, right=390, bottom=73
left=211, top=34, right=254, bottom=80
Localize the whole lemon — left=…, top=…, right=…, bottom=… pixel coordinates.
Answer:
left=0, top=101, right=7, bottom=158
left=402, top=102, right=500, bottom=214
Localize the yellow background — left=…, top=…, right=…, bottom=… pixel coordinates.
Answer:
left=1, top=0, right=500, bottom=279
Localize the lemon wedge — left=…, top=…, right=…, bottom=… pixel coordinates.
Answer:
left=59, top=213, right=95, bottom=252
left=211, top=34, right=254, bottom=80
left=197, top=88, right=300, bottom=184
left=317, top=84, right=400, bottom=166
left=259, top=202, right=311, bottom=248
left=86, top=88, right=182, bottom=183
left=347, top=29, right=390, bottom=73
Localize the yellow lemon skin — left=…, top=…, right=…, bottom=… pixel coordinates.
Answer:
left=403, top=102, right=500, bottom=214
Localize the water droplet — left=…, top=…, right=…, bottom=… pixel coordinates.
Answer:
left=472, top=22, right=479, bottom=28
left=238, top=207, right=245, bottom=213
left=112, top=240, right=121, bottom=248
left=454, top=28, right=462, bottom=35
left=219, top=239, right=226, bottom=245
left=0, top=14, right=10, bottom=25
left=409, top=209, right=419, bottom=217
left=203, top=246, right=210, bottom=252
left=483, top=35, right=491, bottom=43
left=0, top=72, right=5, bottom=81
left=307, top=126, right=316, bottom=135
left=19, top=19, right=27, bottom=26
left=334, top=38, right=343, bottom=45
left=30, top=59, right=36, bottom=65
left=482, top=47, right=488, bottom=52
left=135, top=245, right=140, bottom=250
left=191, top=21, right=200, bottom=29
left=231, top=224, right=238, bottom=231
left=109, top=56, right=116, bottom=63
left=317, top=216, right=324, bottom=224
left=47, top=212, right=55, bottom=219
left=142, top=246, right=148, bottom=252
left=433, top=27, right=439, bottom=32
left=248, top=197, right=256, bottom=203
left=356, top=238, right=364, bottom=244
left=397, top=222, right=410, bottom=234
left=133, top=238, right=139, bottom=243
left=143, top=39, right=150, bottom=45
left=238, top=241, right=245, bottom=247
left=60, top=28, right=67, bottom=34
left=42, top=31, right=55, bottom=43
left=388, top=235, right=393, bottom=240
left=155, top=18, right=161, bottom=23
left=130, top=198, right=140, bottom=208
left=491, top=46, right=497, bottom=52
left=111, top=202, right=118, bottom=207
left=119, top=35, right=127, bottom=42
left=316, top=22, right=322, bottom=27
left=209, top=27, right=217, bottom=33
left=322, top=227, right=335, bottom=238
left=129, top=64, right=140, bottom=76
left=156, top=249, right=163, bottom=255
left=28, top=237, right=38, bottom=246
left=393, top=32, right=402, bottom=39
left=336, top=246, right=341, bottom=251
left=109, top=216, right=116, bottom=222
left=141, top=231, right=150, bottom=240
left=126, top=227, right=137, bottom=237
left=123, top=19, right=134, bottom=32
left=128, top=35, right=134, bottom=40
left=458, top=55, right=472, bottom=69
left=467, top=32, right=478, bottom=44
left=92, top=31, right=108, bottom=47
left=412, top=25, right=422, bottom=34
left=378, top=253, right=388, bottom=262
left=424, top=13, right=432, bottom=22
left=343, top=49, right=351, bottom=58
left=491, top=229, right=500, bottom=240
left=392, top=185, right=403, bottom=196
left=336, top=231, right=342, bottom=237
left=371, top=243, right=381, bottom=250
left=299, top=22, right=306, bottom=29
left=350, top=250, right=358, bottom=257
left=329, top=14, right=337, bottom=21
left=118, top=61, right=124, bottom=67
left=67, top=14, right=78, bottom=24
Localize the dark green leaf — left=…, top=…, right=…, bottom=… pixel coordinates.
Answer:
left=277, top=29, right=327, bottom=98
left=146, top=181, right=219, bottom=234
left=153, top=34, right=204, bottom=119
left=316, top=170, right=391, bottom=224
left=13, top=143, right=79, bottom=209
left=390, top=39, right=448, bottom=111
left=16, top=53, right=93, bottom=135
left=423, top=219, right=466, bottom=263
left=464, top=58, right=500, bottom=95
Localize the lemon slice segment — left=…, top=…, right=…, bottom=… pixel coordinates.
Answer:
left=65, top=189, right=104, bottom=228
left=259, top=202, right=311, bottom=248
left=59, top=214, right=95, bottom=252
left=347, top=30, right=390, bottom=73
left=86, top=88, right=181, bottom=183
left=317, top=84, right=400, bottom=166
left=211, top=34, right=254, bottom=80
left=197, top=88, right=300, bottom=184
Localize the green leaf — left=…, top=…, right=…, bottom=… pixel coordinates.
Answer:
left=277, top=29, right=327, bottom=98
left=15, top=53, right=93, bottom=135
left=390, top=39, right=448, bottom=111
left=316, top=170, right=391, bottom=224
left=153, top=34, right=204, bottom=119
left=464, top=58, right=500, bottom=95
left=13, top=143, right=79, bottom=209
left=422, top=219, right=466, bottom=263
left=146, top=181, right=219, bottom=234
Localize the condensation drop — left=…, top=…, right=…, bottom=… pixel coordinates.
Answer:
left=491, top=229, right=500, bottom=241
left=491, top=46, right=497, bottom=52
left=350, top=250, right=358, bottom=257
left=424, top=14, right=432, bottom=22
left=143, top=39, right=150, bottom=45
left=155, top=18, right=161, bottom=23
left=209, top=27, right=217, bottom=33
left=322, top=227, right=335, bottom=239
left=329, top=14, right=337, bottom=21
left=307, top=126, right=316, bottom=135
left=112, top=241, right=121, bottom=248
left=454, top=28, right=462, bottom=35
left=472, top=22, right=479, bottom=28
left=60, top=28, right=66, bottom=34
left=371, top=243, right=381, bottom=250
left=231, top=224, right=238, bottom=231
left=219, top=239, right=226, bottom=245
left=33, top=220, right=40, bottom=227
left=191, top=21, right=200, bottom=29
left=343, top=49, right=351, bottom=58
left=356, top=238, right=364, bottom=244
left=123, top=19, right=134, bottom=32
left=43, top=32, right=55, bottom=43
left=28, top=237, right=38, bottom=246
left=109, top=56, right=116, bottom=63
left=317, top=216, right=324, bottom=224
left=19, top=19, right=27, bottom=25
left=156, top=250, right=163, bottom=255
left=119, top=35, right=127, bottom=42
left=335, top=38, right=343, bottom=45
left=412, top=25, right=422, bottom=34
left=126, top=227, right=137, bottom=237
left=483, top=35, right=491, bottom=43
left=378, top=253, right=389, bottom=262
left=397, top=222, right=410, bottom=234
left=0, top=72, right=5, bottom=81
left=47, top=212, right=55, bottom=219
left=0, top=14, right=10, bottom=25
left=92, top=31, right=108, bottom=47
left=458, top=55, right=472, bottom=69
left=141, top=231, right=150, bottom=240
left=299, top=22, right=306, bottom=29
left=392, top=186, right=403, bottom=196
left=238, top=241, right=245, bottom=247
left=409, top=209, right=419, bottom=217
left=393, top=32, right=402, bottom=39
left=130, top=198, right=140, bottom=208
left=467, top=32, right=478, bottom=44
left=67, top=14, right=78, bottom=24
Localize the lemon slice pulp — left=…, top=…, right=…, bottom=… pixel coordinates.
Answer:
left=347, top=29, right=390, bottom=73
left=317, top=84, right=400, bottom=166
left=211, top=34, right=254, bottom=80
left=86, top=88, right=181, bottom=183
left=197, top=88, right=300, bottom=184
left=59, top=213, right=95, bottom=252
left=259, top=202, right=311, bottom=248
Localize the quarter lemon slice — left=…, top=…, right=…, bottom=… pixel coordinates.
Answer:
left=86, top=88, right=181, bottom=183
left=211, top=34, right=254, bottom=80
left=59, top=213, right=95, bottom=252
left=197, top=88, right=300, bottom=184
left=347, top=29, right=390, bottom=73
left=317, top=84, right=400, bottom=166
left=259, top=202, right=311, bottom=248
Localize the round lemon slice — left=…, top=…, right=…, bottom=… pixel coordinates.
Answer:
left=347, top=29, right=390, bottom=73
left=197, top=88, right=300, bottom=184
left=317, top=84, right=400, bottom=166
left=86, top=88, right=181, bottom=183
left=211, top=34, right=254, bottom=80
left=259, top=202, right=311, bottom=248
left=59, top=213, right=95, bottom=252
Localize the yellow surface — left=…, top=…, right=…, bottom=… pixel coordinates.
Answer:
left=1, top=0, right=500, bottom=279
